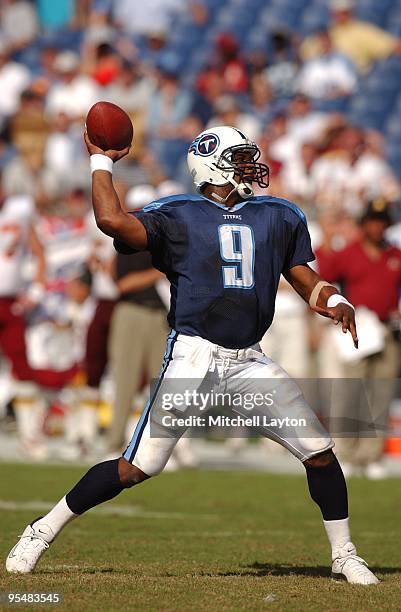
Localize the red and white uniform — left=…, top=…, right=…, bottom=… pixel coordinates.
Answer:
left=0, top=195, right=34, bottom=297
left=0, top=196, right=75, bottom=388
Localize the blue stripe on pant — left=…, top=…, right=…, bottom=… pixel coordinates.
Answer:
left=122, top=330, right=177, bottom=464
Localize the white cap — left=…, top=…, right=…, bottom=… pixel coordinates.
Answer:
left=330, top=0, right=353, bottom=10
left=54, top=51, right=80, bottom=73
left=126, top=184, right=157, bottom=210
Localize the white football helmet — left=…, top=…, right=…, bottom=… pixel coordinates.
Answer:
left=187, top=125, right=269, bottom=203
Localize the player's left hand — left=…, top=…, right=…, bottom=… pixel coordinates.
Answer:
left=83, top=131, right=130, bottom=162
left=312, top=303, right=358, bottom=348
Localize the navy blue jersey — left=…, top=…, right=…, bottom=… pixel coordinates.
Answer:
left=115, top=194, right=315, bottom=349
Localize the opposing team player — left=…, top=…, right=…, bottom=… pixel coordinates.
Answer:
left=6, top=127, right=378, bottom=584
left=0, top=190, right=77, bottom=458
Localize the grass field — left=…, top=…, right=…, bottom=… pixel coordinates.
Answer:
left=0, top=463, right=400, bottom=611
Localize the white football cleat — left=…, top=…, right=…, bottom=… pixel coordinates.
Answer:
left=331, top=542, right=379, bottom=585
left=6, top=520, right=53, bottom=574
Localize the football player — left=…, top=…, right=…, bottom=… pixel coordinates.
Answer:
left=6, top=126, right=378, bottom=584
left=0, top=191, right=77, bottom=459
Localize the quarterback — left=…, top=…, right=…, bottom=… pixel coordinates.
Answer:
left=6, top=126, right=378, bottom=585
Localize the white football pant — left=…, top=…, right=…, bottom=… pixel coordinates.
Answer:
left=123, top=331, right=333, bottom=475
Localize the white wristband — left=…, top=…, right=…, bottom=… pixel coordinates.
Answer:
left=327, top=294, right=354, bottom=310
left=90, top=154, right=113, bottom=174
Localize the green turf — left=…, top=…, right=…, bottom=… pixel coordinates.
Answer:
left=0, top=463, right=400, bottom=611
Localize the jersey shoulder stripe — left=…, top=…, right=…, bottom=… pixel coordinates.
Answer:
left=142, top=193, right=201, bottom=213
left=251, top=195, right=307, bottom=225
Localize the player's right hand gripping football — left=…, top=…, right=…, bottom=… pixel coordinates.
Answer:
left=84, top=131, right=130, bottom=162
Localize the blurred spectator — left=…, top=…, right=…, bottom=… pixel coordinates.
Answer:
left=2, top=148, right=42, bottom=197
left=46, top=51, right=99, bottom=119
left=265, top=98, right=335, bottom=168
left=91, top=42, right=121, bottom=87
left=0, top=187, right=76, bottom=458
left=260, top=278, right=308, bottom=378
left=281, top=142, right=319, bottom=207
left=207, top=95, right=261, bottom=142
left=91, top=0, right=186, bottom=37
left=0, top=40, right=31, bottom=122
left=245, top=73, right=273, bottom=124
left=0, top=0, right=39, bottom=51
left=246, top=48, right=268, bottom=77
left=311, top=126, right=400, bottom=216
left=61, top=267, right=98, bottom=459
left=286, top=95, right=334, bottom=145
left=43, top=112, right=75, bottom=184
left=316, top=200, right=401, bottom=478
left=262, top=111, right=292, bottom=165
left=193, top=69, right=225, bottom=125
left=297, top=29, right=357, bottom=100
left=34, top=46, right=58, bottom=82
left=147, top=68, right=192, bottom=138
left=35, top=186, right=90, bottom=284
left=301, top=0, right=401, bottom=73
left=10, top=89, right=48, bottom=173
left=264, top=30, right=298, bottom=98
left=197, top=32, right=248, bottom=97
left=105, top=60, right=156, bottom=112
left=215, top=33, right=248, bottom=94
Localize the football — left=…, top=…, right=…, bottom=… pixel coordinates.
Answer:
left=86, top=101, right=134, bottom=151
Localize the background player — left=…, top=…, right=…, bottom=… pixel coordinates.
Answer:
left=0, top=188, right=77, bottom=459
left=6, top=126, right=378, bottom=585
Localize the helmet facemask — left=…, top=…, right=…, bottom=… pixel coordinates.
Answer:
left=217, top=144, right=270, bottom=190
left=208, top=144, right=269, bottom=202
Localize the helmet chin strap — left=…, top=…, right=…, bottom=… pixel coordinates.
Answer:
left=210, top=176, right=254, bottom=205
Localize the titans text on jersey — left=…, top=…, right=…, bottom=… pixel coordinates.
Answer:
left=114, top=193, right=315, bottom=349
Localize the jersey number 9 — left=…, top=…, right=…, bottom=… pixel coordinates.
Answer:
left=218, top=225, right=255, bottom=289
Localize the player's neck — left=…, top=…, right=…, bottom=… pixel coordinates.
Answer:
left=202, top=185, right=242, bottom=208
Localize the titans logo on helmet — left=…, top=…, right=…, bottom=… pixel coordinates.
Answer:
left=189, top=133, right=220, bottom=157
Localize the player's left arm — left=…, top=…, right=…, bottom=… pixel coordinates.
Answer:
left=284, top=263, right=358, bottom=348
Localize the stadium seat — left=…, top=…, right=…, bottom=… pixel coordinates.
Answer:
left=300, top=7, right=330, bottom=35
left=260, top=6, right=301, bottom=30
left=394, top=95, right=401, bottom=113
left=386, top=148, right=401, bottom=175
left=243, top=29, right=270, bottom=52
left=355, top=8, right=387, bottom=27
left=387, top=18, right=401, bottom=36
left=13, top=44, right=42, bottom=72
left=313, top=97, right=350, bottom=114
left=385, top=117, right=401, bottom=139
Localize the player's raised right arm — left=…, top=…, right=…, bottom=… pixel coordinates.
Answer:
left=84, top=132, right=148, bottom=250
